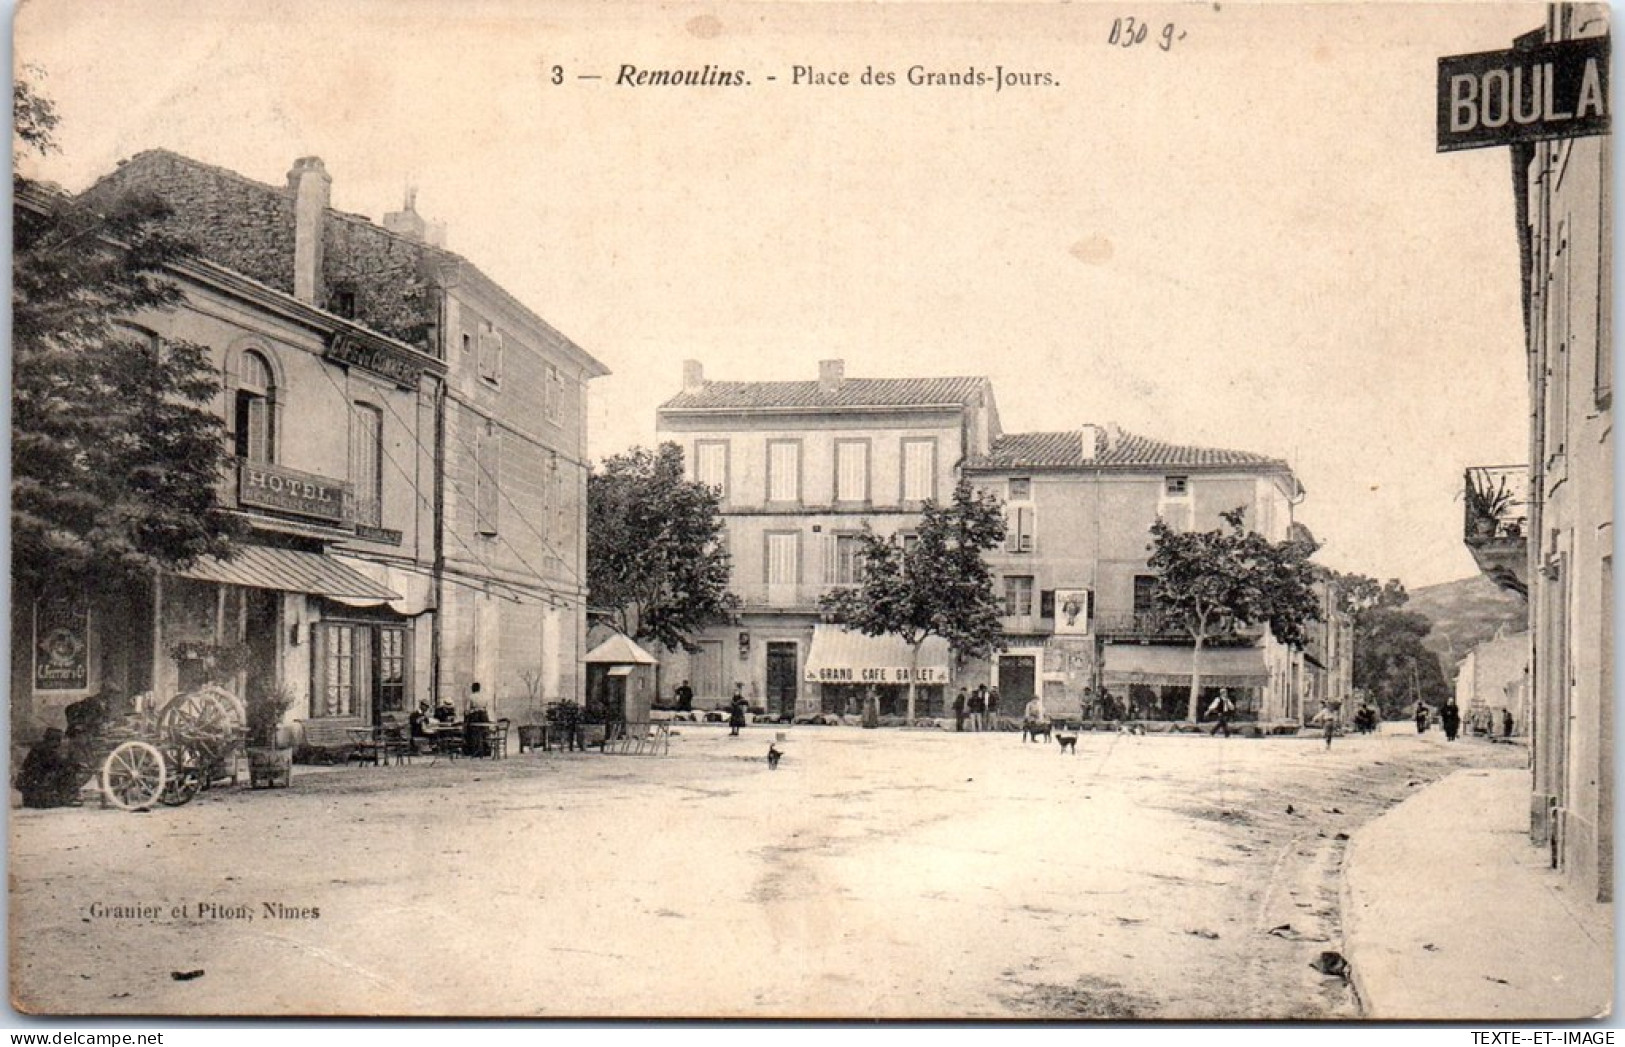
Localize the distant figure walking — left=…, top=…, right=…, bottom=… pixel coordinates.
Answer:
left=1502, top=708, right=1515, bottom=738
left=1206, top=689, right=1236, bottom=738
left=1313, top=701, right=1337, bottom=750
left=1441, top=699, right=1461, bottom=742
left=729, top=686, right=748, bottom=737
left=1414, top=702, right=1429, bottom=734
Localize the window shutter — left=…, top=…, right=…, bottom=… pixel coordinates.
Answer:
left=476, top=425, right=501, bottom=535
left=1040, top=590, right=1055, bottom=618
left=246, top=397, right=269, bottom=463
left=822, top=533, right=838, bottom=585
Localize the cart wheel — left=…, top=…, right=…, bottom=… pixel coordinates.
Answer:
left=159, top=747, right=203, bottom=806
left=102, top=741, right=167, bottom=811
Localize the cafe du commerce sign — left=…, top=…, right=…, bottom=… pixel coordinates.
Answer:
left=1438, top=36, right=1609, bottom=152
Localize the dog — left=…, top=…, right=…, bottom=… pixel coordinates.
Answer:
left=766, top=744, right=783, bottom=770
left=1055, top=732, right=1078, bottom=754
left=1022, top=719, right=1052, bottom=743
left=1119, top=721, right=1147, bottom=736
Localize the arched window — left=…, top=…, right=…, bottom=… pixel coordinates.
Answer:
left=235, top=349, right=276, bottom=463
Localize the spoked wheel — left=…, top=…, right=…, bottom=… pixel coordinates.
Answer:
left=159, top=746, right=203, bottom=806
left=101, top=741, right=167, bottom=811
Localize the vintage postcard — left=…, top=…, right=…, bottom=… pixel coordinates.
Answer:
left=8, top=0, right=1613, bottom=1025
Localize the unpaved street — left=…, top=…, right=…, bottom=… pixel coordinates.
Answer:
left=10, top=724, right=1523, bottom=1018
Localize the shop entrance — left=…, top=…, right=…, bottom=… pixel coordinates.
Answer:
left=765, top=642, right=798, bottom=719
left=998, top=655, right=1037, bottom=709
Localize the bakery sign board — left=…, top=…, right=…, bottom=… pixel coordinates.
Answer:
left=1438, top=36, right=1609, bottom=152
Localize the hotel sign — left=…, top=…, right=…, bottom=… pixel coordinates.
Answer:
left=325, top=330, right=432, bottom=388
left=239, top=461, right=349, bottom=524
left=1438, top=37, right=1609, bottom=152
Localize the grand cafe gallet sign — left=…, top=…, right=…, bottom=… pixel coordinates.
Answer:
left=1438, top=35, right=1609, bottom=152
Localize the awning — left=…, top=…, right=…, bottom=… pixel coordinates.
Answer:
left=1101, top=644, right=1270, bottom=688
left=329, top=555, right=434, bottom=615
left=170, top=545, right=400, bottom=602
left=803, top=625, right=951, bottom=686
left=583, top=632, right=659, bottom=665
left=606, top=665, right=636, bottom=677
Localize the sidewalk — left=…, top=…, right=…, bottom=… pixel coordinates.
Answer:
left=1342, top=766, right=1614, bottom=1021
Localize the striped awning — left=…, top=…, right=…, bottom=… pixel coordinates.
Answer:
left=1101, top=644, right=1269, bottom=688
left=803, top=625, right=951, bottom=686
left=170, top=545, right=401, bottom=602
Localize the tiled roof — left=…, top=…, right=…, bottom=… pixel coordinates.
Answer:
left=966, top=429, right=1289, bottom=471
left=660, top=376, right=987, bottom=411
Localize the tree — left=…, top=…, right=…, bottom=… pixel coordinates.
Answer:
left=1147, top=507, right=1322, bottom=721
left=586, top=443, right=737, bottom=652
left=1322, top=570, right=1450, bottom=718
left=819, top=479, right=1007, bottom=722
left=12, top=77, right=242, bottom=599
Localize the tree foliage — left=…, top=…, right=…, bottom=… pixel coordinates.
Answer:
left=1322, top=570, right=1451, bottom=717
left=1147, top=507, right=1323, bottom=721
left=586, top=443, right=737, bottom=652
left=819, top=479, right=1007, bottom=720
left=12, top=76, right=242, bottom=598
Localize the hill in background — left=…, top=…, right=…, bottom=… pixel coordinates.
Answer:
left=1407, top=575, right=1528, bottom=673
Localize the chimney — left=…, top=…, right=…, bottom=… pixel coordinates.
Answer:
left=383, top=185, right=428, bottom=241
left=1078, top=424, right=1099, bottom=461
left=286, top=157, right=331, bottom=305
left=1103, top=421, right=1122, bottom=451
left=818, top=359, right=845, bottom=393
left=682, top=359, right=706, bottom=393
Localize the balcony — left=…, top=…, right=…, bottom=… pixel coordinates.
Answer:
left=735, top=581, right=836, bottom=612
left=1095, top=611, right=1262, bottom=646
left=1463, top=465, right=1529, bottom=597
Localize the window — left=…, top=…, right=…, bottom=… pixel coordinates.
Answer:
left=1006, top=506, right=1035, bottom=553
left=1003, top=575, right=1035, bottom=617
left=1164, top=475, right=1189, bottom=497
left=313, top=622, right=410, bottom=720
left=234, top=349, right=276, bottom=463
left=1008, top=477, right=1032, bottom=501
left=1133, top=575, right=1159, bottom=616
left=767, top=440, right=800, bottom=503
left=351, top=403, right=384, bottom=527
left=901, top=438, right=936, bottom=502
left=834, top=440, right=870, bottom=502
left=331, top=286, right=357, bottom=319
left=828, top=533, right=864, bottom=585
left=377, top=627, right=407, bottom=715
left=765, top=532, right=799, bottom=584
left=544, top=363, right=565, bottom=425
left=695, top=440, right=729, bottom=498
left=478, top=323, right=504, bottom=384
left=476, top=419, right=501, bottom=536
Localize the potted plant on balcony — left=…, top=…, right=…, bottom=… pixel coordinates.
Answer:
left=1465, top=472, right=1515, bottom=541
left=245, top=682, right=296, bottom=788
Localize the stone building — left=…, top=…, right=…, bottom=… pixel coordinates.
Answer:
left=13, top=150, right=607, bottom=740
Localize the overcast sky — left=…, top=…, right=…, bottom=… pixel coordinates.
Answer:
left=14, top=0, right=1549, bottom=589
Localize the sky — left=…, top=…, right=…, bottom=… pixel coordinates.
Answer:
left=13, top=0, right=1550, bottom=589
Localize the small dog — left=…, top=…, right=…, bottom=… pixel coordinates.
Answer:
left=1022, top=720, right=1052, bottom=743
left=767, top=744, right=783, bottom=770
left=1120, top=721, right=1147, bottom=736
left=1055, top=732, right=1078, bottom=754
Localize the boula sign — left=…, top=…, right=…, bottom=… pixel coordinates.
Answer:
left=1438, top=36, right=1609, bottom=152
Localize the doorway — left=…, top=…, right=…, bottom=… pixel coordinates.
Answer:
left=998, top=655, right=1037, bottom=709
left=765, top=642, right=798, bottom=719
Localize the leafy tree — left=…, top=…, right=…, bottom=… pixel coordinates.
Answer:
left=819, top=479, right=1007, bottom=721
left=586, top=442, right=737, bottom=651
left=1147, top=507, right=1322, bottom=721
left=12, top=77, right=242, bottom=599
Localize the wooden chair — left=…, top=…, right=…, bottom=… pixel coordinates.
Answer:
left=486, top=719, right=511, bottom=760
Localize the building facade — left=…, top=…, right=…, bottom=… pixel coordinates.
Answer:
left=962, top=427, right=1312, bottom=723
left=654, top=359, right=999, bottom=717
left=14, top=150, right=606, bottom=742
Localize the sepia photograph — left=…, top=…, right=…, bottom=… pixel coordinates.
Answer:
left=6, top=0, right=1614, bottom=1025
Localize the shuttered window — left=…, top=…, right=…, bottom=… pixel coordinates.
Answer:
left=824, top=533, right=864, bottom=584
left=695, top=440, right=729, bottom=496
left=766, top=532, right=799, bottom=585
left=901, top=438, right=935, bottom=502
left=1005, top=506, right=1035, bottom=553
left=767, top=441, right=800, bottom=503
left=834, top=440, right=869, bottom=502
left=478, top=325, right=504, bottom=384
left=351, top=403, right=383, bottom=527
left=476, top=420, right=501, bottom=535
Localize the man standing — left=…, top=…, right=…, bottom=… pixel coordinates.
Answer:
left=987, top=687, right=1001, bottom=731
left=675, top=680, right=694, bottom=712
left=1206, top=689, right=1235, bottom=737
left=969, top=686, right=987, bottom=731
left=952, top=689, right=968, bottom=732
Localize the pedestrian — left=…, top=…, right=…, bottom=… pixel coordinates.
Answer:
left=953, top=689, right=968, bottom=732
left=1441, top=699, right=1461, bottom=741
left=1206, top=689, right=1235, bottom=737
left=1502, top=707, right=1514, bottom=738
left=1312, top=701, right=1337, bottom=750
left=1414, top=702, right=1429, bottom=734
left=675, top=679, right=694, bottom=712
left=1022, top=696, right=1047, bottom=742
left=729, top=684, right=748, bottom=737
left=987, top=687, right=1001, bottom=730
left=969, top=686, right=986, bottom=731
